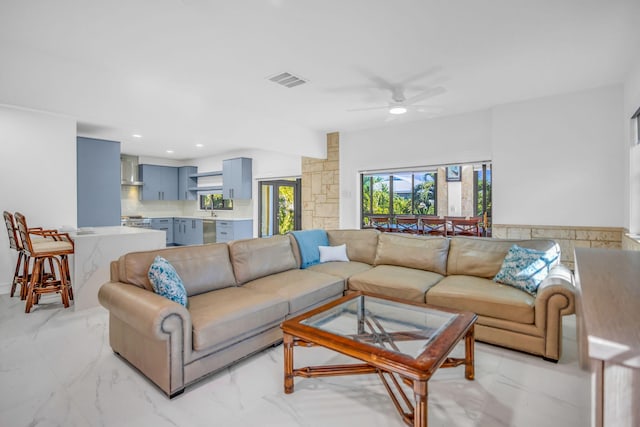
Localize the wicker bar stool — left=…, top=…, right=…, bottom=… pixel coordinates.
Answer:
left=3, top=211, right=28, bottom=298
left=14, top=212, right=75, bottom=313
left=3, top=211, right=57, bottom=299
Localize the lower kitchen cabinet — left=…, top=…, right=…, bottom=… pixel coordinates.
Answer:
left=216, top=219, right=252, bottom=243
left=174, top=218, right=203, bottom=246
left=150, top=217, right=174, bottom=245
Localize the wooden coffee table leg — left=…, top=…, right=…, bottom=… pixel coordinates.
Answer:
left=283, top=333, right=294, bottom=394
left=465, top=325, right=475, bottom=380
left=413, top=380, right=428, bottom=427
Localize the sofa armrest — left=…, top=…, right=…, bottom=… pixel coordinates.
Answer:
left=533, top=264, right=576, bottom=361
left=536, top=264, right=576, bottom=316
left=98, top=281, right=192, bottom=396
left=98, top=281, right=192, bottom=340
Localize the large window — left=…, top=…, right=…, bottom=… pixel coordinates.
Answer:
left=361, top=171, right=437, bottom=225
left=360, top=162, right=492, bottom=235
left=199, top=193, right=233, bottom=210
left=474, top=165, right=492, bottom=217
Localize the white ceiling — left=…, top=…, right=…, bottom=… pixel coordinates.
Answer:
left=1, top=0, right=639, bottom=160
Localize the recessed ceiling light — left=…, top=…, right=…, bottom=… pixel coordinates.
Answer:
left=195, top=144, right=204, bottom=148
left=389, top=106, right=407, bottom=115
left=166, top=150, right=174, bottom=154
left=132, top=134, right=142, bottom=138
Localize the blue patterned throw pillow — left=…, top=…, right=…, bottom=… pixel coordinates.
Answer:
left=493, top=244, right=559, bottom=296
left=148, top=256, right=187, bottom=306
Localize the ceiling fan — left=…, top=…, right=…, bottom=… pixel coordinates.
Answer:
left=346, top=69, right=446, bottom=115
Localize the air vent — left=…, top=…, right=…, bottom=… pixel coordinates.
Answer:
left=268, top=72, right=308, bottom=88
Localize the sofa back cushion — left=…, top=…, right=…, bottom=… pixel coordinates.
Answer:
left=446, top=236, right=560, bottom=278
left=326, top=229, right=380, bottom=265
left=114, top=243, right=237, bottom=296
left=229, top=235, right=298, bottom=285
left=374, top=233, right=449, bottom=275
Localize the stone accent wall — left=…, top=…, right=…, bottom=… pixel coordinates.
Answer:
left=301, top=132, right=339, bottom=230
left=461, top=165, right=475, bottom=216
left=436, top=167, right=448, bottom=216
left=622, top=234, right=640, bottom=251
left=492, top=224, right=623, bottom=270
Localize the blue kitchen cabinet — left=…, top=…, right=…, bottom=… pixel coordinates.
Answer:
left=77, top=137, right=121, bottom=227
left=178, top=166, right=197, bottom=201
left=173, top=218, right=203, bottom=246
left=139, top=164, right=178, bottom=201
left=215, top=219, right=252, bottom=243
left=185, top=218, right=203, bottom=245
left=150, top=217, right=174, bottom=245
left=222, top=157, right=252, bottom=199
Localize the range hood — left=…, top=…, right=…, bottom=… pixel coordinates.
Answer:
left=121, top=154, right=143, bottom=186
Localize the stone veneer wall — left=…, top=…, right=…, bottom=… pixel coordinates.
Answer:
left=492, top=224, right=623, bottom=270
left=301, top=132, right=339, bottom=230
left=622, top=234, right=640, bottom=251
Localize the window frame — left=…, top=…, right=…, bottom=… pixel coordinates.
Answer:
left=199, top=193, right=233, bottom=210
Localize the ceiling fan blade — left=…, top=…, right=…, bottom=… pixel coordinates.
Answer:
left=412, top=105, right=443, bottom=114
left=404, top=86, right=446, bottom=105
left=399, top=66, right=443, bottom=86
left=347, top=105, right=389, bottom=112
left=354, top=67, right=396, bottom=91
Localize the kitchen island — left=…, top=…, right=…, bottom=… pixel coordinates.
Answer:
left=69, top=226, right=165, bottom=310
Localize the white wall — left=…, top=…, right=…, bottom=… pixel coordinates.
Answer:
left=340, top=85, right=625, bottom=229
left=492, top=85, right=624, bottom=227
left=0, top=105, right=77, bottom=288
left=340, top=110, right=493, bottom=228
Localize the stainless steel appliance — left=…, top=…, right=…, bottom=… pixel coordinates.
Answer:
left=120, top=155, right=143, bottom=186
left=203, top=219, right=216, bottom=243
left=121, top=216, right=152, bottom=228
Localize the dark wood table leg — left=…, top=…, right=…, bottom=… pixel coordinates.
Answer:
left=413, top=380, right=428, bottom=427
left=283, top=333, right=294, bottom=393
left=465, top=325, right=475, bottom=380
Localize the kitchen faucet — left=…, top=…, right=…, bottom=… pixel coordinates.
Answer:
left=209, top=197, right=216, bottom=217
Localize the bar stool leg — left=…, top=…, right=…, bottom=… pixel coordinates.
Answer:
left=10, top=251, right=24, bottom=297
left=24, top=258, right=42, bottom=313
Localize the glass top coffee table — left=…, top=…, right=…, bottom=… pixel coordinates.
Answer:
left=281, top=291, right=477, bottom=427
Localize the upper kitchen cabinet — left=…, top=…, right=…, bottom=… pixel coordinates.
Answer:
left=77, top=137, right=121, bottom=227
left=178, top=166, right=197, bottom=201
left=139, top=164, right=178, bottom=201
left=223, top=157, right=252, bottom=199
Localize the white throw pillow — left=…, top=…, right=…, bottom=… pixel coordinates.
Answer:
left=319, top=244, right=350, bottom=263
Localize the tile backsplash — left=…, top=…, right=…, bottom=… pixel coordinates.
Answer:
left=121, top=187, right=252, bottom=219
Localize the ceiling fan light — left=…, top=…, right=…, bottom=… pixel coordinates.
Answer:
left=389, top=106, right=407, bottom=115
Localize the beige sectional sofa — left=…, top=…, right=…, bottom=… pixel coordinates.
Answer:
left=98, top=229, right=575, bottom=398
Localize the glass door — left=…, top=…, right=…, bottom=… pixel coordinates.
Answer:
left=259, top=179, right=301, bottom=237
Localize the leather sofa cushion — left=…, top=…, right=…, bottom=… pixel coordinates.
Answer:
left=243, top=269, right=344, bottom=314
left=426, top=275, right=535, bottom=324
left=375, top=233, right=449, bottom=275
left=348, top=265, right=444, bottom=303
left=229, top=235, right=298, bottom=285
left=189, top=286, right=288, bottom=351
left=115, top=243, right=237, bottom=296
left=326, top=229, right=380, bottom=265
left=307, top=260, right=373, bottom=280
left=446, top=237, right=559, bottom=278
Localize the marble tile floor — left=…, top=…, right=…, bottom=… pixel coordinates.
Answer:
left=0, top=293, right=590, bottom=427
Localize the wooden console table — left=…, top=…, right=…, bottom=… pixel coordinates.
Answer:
left=574, top=248, right=640, bottom=427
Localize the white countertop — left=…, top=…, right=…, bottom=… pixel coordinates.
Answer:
left=69, top=226, right=164, bottom=237
left=144, top=216, right=252, bottom=221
